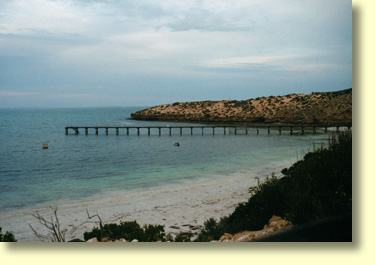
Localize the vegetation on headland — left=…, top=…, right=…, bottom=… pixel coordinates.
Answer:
left=131, top=88, right=352, bottom=124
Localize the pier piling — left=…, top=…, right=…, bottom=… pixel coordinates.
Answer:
left=65, top=124, right=350, bottom=136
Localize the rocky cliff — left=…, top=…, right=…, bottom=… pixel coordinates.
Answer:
left=131, top=88, right=352, bottom=124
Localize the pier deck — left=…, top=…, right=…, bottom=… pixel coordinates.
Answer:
left=65, top=124, right=351, bottom=136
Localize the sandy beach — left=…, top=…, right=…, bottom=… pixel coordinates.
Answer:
left=0, top=160, right=292, bottom=242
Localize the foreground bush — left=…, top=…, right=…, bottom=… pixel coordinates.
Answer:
left=83, top=221, right=169, bottom=242
left=196, top=131, right=352, bottom=241
left=0, top=227, right=17, bottom=242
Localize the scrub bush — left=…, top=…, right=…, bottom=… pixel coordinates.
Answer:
left=83, top=221, right=167, bottom=242
left=196, top=131, right=352, bottom=241
left=0, top=227, right=17, bottom=242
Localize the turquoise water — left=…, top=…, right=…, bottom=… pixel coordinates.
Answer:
left=0, top=107, right=329, bottom=212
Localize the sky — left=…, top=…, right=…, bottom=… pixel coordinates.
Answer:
left=0, top=0, right=352, bottom=108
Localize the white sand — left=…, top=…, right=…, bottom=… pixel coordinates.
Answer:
left=0, top=160, right=293, bottom=242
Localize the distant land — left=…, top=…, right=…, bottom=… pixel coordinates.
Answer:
left=131, top=88, right=352, bottom=125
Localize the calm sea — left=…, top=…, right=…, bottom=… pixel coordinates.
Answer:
left=0, top=107, right=328, bottom=218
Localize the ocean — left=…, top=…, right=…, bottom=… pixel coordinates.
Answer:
left=0, top=107, right=330, bottom=241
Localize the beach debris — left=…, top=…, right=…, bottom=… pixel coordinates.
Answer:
left=114, top=238, right=127, bottom=242
left=190, top=225, right=203, bottom=231
left=181, top=224, right=202, bottom=230
left=218, top=215, right=293, bottom=242
left=29, top=206, right=67, bottom=242
left=179, top=232, right=195, bottom=238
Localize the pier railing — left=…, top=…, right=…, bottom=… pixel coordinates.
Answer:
left=65, top=124, right=351, bottom=136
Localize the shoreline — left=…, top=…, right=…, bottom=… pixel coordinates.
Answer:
left=0, top=160, right=293, bottom=242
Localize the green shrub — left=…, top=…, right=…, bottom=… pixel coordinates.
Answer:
left=174, top=232, right=193, bottom=242
left=83, top=221, right=167, bottom=242
left=142, top=224, right=166, bottom=242
left=0, top=227, right=17, bottom=242
left=195, top=218, right=227, bottom=242
left=280, top=132, right=352, bottom=223
left=195, top=131, right=352, bottom=241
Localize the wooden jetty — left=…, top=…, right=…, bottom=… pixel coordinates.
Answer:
left=65, top=124, right=351, bottom=136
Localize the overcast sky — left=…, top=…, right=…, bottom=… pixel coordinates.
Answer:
left=0, top=0, right=352, bottom=108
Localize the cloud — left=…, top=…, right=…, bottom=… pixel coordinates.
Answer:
left=0, top=90, right=100, bottom=99
left=201, top=54, right=348, bottom=73
left=0, top=0, right=352, bottom=107
left=203, top=55, right=299, bottom=69
left=0, top=91, right=43, bottom=97
left=0, top=0, right=96, bottom=36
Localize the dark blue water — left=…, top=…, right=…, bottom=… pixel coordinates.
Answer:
left=0, top=107, right=328, bottom=212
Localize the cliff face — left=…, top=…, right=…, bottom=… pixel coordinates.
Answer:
left=131, top=88, right=352, bottom=124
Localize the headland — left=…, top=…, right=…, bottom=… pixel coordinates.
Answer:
left=131, top=88, right=352, bottom=124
